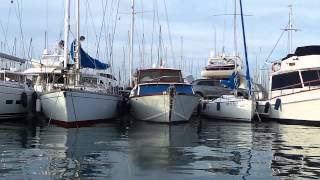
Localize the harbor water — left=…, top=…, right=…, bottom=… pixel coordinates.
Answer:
left=0, top=117, right=320, bottom=179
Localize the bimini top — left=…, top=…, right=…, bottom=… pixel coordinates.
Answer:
left=282, top=45, right=320, bottom=60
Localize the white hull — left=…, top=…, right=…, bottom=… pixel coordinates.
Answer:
left=130, top=94, right=199, bottom=123
left=202, top=95, right=255, bottom=122
left=41, top=90, right=121, bottom=126
left=268, top=88, right=320, bottom=122
left=0, top=83, right=34, bottom=119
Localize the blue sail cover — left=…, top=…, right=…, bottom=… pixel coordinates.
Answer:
left=239, top=0, right=252, bottom=96
left=70, top=41, right=109, bottom=70
left=220, top=72, right=239, bottom=90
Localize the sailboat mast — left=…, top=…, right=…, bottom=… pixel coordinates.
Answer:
left=129, top=0, right=135, bottom=87
left=233, top=0, right=238, bottom=96
left=63, top=0, right=70, bottom=69
left=239, top=0, right=252, bottom=98
left=75, top=0, right=80, bottom=85
left=233, top=0, right=238, bottom=58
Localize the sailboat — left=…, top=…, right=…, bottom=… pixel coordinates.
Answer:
left=39, top=0, right=121, bottom=127
left=201, top=0, right=255, bottom=122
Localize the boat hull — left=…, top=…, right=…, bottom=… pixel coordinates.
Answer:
left=268, top=88, right=320, bottom=123
left=40, top=90, right=121, bottom=127
left=130, top=94, right=199, bottom=123
left=0, top=83, right=34, bottom=119
left=202, top=95, right=255, bottom=122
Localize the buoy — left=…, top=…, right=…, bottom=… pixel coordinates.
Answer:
left=36, top=99, right=41, bottom=112
left=264, top=102, right=270, bottom=113
left=21, top=92, right=28, bottom=108
left=274, top=98, right=281, bottom=110
left=217, top=102, right=221, bottom=111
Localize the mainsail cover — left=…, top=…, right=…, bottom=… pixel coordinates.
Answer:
left=220, top=72, right=239, bottom=90
left=70, top=41, right=109, bottom=70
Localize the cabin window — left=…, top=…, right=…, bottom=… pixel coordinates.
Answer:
left=197, top=81, right=214, bottom=86
left=272, top=71, right=302, bottom=90
left=138, top=70, right=183, bottom=83
left=301, top=70, right=320, bottom=86
left=16, top=100, right=21, bottom=104
left=6, top=100, right=13, bottom=104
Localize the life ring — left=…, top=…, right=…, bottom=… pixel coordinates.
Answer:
left=272, top=62, right=281, bottom=72
left=21, top=92, right=28, bottom=108
left=272, top=64, right=276, bottom=72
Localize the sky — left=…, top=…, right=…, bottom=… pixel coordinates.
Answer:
left=0, top=0, right=320, bottom=82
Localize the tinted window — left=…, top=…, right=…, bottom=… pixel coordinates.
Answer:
left=6, top=100, right=13, bottom=104
left=197, top=81, right=213, bottom=86
left=301, top=70, right=320, bottom=86
left=272, top=71, right=302, bottom=90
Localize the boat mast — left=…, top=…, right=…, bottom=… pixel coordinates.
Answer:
left=233, top=0, right=238, bottom=96
left=75, top=0, right=80, bottom=86
left=239, top=0, right=252, bottom=98
left=129, top=0, right=135, bottom=87
left=63, top=0, right=70, bottom=69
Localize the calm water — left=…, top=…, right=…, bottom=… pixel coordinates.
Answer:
left=0, top=117, right=320, bottom=180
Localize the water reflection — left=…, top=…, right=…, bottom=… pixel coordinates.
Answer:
left=271, top=124, right=320, bottom=179
left=0, top=118, right=319, bottom=179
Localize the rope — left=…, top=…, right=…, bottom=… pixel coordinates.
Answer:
left=265, top=23, right=289, bottom=64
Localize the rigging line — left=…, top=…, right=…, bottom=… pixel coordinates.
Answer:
left=45, top=0, right=48, bottom=48
left=140, top=0, right=145, bottom=67
left=96, top=0, right=109, bottom=59
left=85, top=0, right=89, bottom=50
left=104, top=0, right=112, bottom=65
left=163, top=0, right=176, bottom=67
left=86, top=1, right=99, bottom=54
left=150, top=0, right=157, bottom=67
left=2, top=1, right=12, bottom=53
left=265, top=23, right=289, bottom=64
left=108, top=0, right=121, bottom=74
left=14, top=0, right=26, bottom=58
left=222, top=0, right=228, bottom=52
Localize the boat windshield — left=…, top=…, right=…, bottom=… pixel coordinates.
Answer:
left=137, top=69, right=183, bottom=84
left=301, top=70, right=320, bottom=86
left=272, top=71, right=302, bottom=90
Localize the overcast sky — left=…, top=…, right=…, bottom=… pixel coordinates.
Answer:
left=0, top=0, right=320, bottom=79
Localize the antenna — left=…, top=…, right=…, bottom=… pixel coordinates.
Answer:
left=283, top=5, right=299, bottom=54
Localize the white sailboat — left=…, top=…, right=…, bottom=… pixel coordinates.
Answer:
left=129, top=68, right=200, bottom=123
left=38, top=0, right=121, bottom=127
left=201, top=0, right=255, bottom=122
